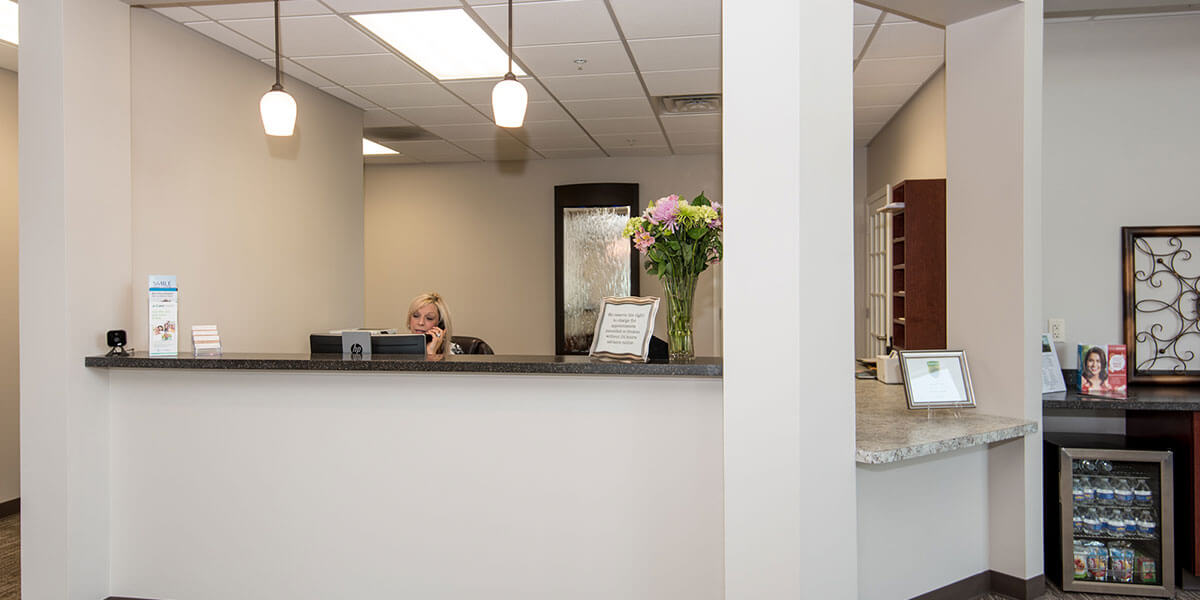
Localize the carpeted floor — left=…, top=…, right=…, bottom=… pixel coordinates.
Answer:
left=0, top=513, right=17, bottom=600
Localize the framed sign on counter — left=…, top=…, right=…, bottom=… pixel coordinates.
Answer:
left=588, top=296, right=660, bottom=362
left=899, top=350, right=976, bottom=409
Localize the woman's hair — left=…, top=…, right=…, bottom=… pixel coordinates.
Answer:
left=1084, top=346, right=1108, bottom=382
left=406, top=292, right=453, bottom=354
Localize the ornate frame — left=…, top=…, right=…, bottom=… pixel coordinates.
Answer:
left=1122, top=226, right=1200, bottom=384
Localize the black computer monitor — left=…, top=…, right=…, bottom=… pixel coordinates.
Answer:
left=309, top=333, right=426, bottom=355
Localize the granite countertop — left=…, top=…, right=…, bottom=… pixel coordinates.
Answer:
left=84, top=351, right=722, bottom=377
left=1043, top=385, right=1200, bottom=411
left=856, top=379, right=1039, bottom=464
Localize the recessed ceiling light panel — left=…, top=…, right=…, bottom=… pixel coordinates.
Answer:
left=363, top=139, right=400, bottom=156
left=0, top=1, right=18, bottom=46
left=352, top=10, right=526, bottom=81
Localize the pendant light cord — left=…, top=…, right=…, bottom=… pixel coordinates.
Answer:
left=506, top=0, right=514, bottom=77
left=273, top=0, right=283, bottom=88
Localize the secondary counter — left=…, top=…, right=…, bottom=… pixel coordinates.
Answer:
left=85, top=351, right=721, bottom=377
left=1044, top=386, right=1200, bottom=411
left=856, top=379, right=1038, bottom=464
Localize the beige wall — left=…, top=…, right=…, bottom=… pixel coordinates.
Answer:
left=0, top=67, right=17, bottom=503
left=865, top=66, right=947, bottom=193
left=364, top=154, right=722, bottom=356
left=131, top=11, right=365, bottom=353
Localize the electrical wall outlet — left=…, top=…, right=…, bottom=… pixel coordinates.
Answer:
left=1048, top=319, right=1066, bottom=343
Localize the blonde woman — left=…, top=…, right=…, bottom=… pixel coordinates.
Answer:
left=406, top=292, right=463, bottom=356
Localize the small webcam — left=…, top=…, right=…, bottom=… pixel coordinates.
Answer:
left=106, top=329, right=129, bottom=357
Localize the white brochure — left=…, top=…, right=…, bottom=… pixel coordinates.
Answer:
left=148, top=275, right=178, bottom=356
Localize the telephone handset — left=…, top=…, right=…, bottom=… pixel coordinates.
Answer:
left=424, top=318, right=446, bottom=343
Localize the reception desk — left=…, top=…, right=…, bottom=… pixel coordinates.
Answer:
left=88, top=353, right=723, bottom=600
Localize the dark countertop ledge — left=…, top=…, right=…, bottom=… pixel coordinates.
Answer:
left=85, top=351, right=722, bottom=378
left=1044, top=385, right=1200, bottom=411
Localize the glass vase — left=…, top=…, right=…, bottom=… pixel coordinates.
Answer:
left=662, top=271, right=698, bottom=360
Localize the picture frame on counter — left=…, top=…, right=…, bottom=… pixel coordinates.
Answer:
left=899, top=349, right=976, bottom=409
left=588, top=296, right=660, bottom=362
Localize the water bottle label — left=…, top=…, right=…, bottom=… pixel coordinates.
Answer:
left=1116, top=491, right=1134, bottom=502
left=1098, top=490, right=1115, bottom=501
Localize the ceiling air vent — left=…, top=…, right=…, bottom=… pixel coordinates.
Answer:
left=658, top=94, right=721, bottom=115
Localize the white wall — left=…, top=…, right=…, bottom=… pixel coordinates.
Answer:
left=857, top=448, right=988, bottom=599
left=0, top=68, right=18, bottom=504
left=724, top=1, right=858, bottom=597
left=1043, top=13, right=1200, bottom=369
left=109, top=371, right=724, bottom=600
left=131, top=10, right=365, bottom=353
left=363, top=155, right=722, bottom=356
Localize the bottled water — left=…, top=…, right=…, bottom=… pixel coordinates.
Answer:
left=1082, top=477, right=1096, bottom=502
left=1084, top=508, right=1103, bottom=534
left=1133, top=480, right=1153, bottom=506
left=1096, top=477, right=1115, bottom=504
left=1115, top=478, right=1134, bottom=505
left=1137, top=510, right=1157, bottom=537
left=1073, top=507, right=1085, bottom=534
left=1073, top=477, right=1087, bottom=503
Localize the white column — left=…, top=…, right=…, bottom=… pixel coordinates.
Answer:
left=19, top=1, right=132, bottom=597
left=946, top=1, right=1044, bottom=582
left=723, top=1, right=857, bottom=597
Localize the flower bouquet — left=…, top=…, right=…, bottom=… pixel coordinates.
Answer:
left=622, top=192, right=723, bottom=359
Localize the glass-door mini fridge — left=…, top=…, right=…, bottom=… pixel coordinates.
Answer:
left=1045, top=434, right=1175, bottom=597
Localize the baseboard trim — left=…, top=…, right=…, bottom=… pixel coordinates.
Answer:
left=0, top=498, right=19, bottom=518
left=911, top=570, right=1045, bottom=600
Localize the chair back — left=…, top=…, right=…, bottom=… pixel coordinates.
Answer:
left=451, top=335, right=494, bottom=355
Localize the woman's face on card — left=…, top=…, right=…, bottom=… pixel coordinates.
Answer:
left=1085, top=352, right=1102, bottom=377
left=409, top=304, right=440, bottom=334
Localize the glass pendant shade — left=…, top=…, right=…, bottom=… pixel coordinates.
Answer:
left=260, top=87, right=297, bottom=136
left=491, top=77, right=528, bottom=128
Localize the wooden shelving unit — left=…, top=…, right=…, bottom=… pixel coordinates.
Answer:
left=889, top=179, right=946, bottom=351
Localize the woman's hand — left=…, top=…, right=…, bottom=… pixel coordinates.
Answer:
left=425, top=326, right=445, bottom=355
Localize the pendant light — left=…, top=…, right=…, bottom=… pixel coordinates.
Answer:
left=491, top=0, right=528, bottom=128
left=260, top=0, right=297, bottom=136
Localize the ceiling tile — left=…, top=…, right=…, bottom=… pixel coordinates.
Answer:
left=628, top=35, right=719, bottom=72
left=516, top=41, right=634, bottom=77
left=525, top=136, right=597, bottom=151
left=593, top=131, right=668, bottom=148
left=660, top=113, right=720, bottom=134
left=473, top=0, right=619, bottom=46
left=348, top=83, right=461, bottom=108
left=854, top=4, right=883, bottom=25
left=855, top=121, right=886, bottom=140
left=854, top=106, right=902, bottom=123
left=472, top=149, right=543, bottom=162
left=222, top=16, right=385, bottom=57
left=186, top=22, right=273, bottom=60
left=442, top=77, right=550, bottom=105
left=561, top=97, right=654, bottom=119
left=863, top=22, right=945, bottom=60
left=854, top=83, right=920, bottom=107
left=394, top=105, right=491, bottom=126
left=471, top=101, right=570, bottom=122
left=425, top=123, right=508, bottom=141
left=606, top=146, right=671, bottom=157
left=153, top=7, right=207, bottom=23
left=519, top=120, right=588, bottom=138
left=455, top=137, right=539, bottom=155
left=642, top=68, right=720, bottom=97
left=325, top=0, right=461, bottom=11
left=609, top=0, right=720, bottom=40
left=854, top=56, right=943, bottom=87
left=673, top=143, right=721, bottom=155
left=541, top=148, right=607, bottom=159
left=296, top=54, right=430, bottom=86
left=579, top=117, right=660, bottom=135
left=365, top=154, right=423, bottom=164
left=540, top=72, right=644, bottom=101
left=193, top=1, right=330, bottom=20
left=263, top=58, right=337, bottom=89
left=666, top=130, right=720, bottom=145
left=854, top=25, right=873, bottom=57
left=363, top=109, right=414, bottom=128
left=386, top=140, right=481, bottom=161
left=320, top=86, right=379, bottom=109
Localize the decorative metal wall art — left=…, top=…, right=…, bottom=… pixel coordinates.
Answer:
left=1122, top=226, right=1200, bottom=383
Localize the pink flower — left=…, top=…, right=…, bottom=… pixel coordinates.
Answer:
left=711, top=200, right=722, bottom=213
left=648, top=195, right=682, bottom=232
left=633, top=231, right=655, bottom=253
left=707, top=217, right=722, bottom=230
